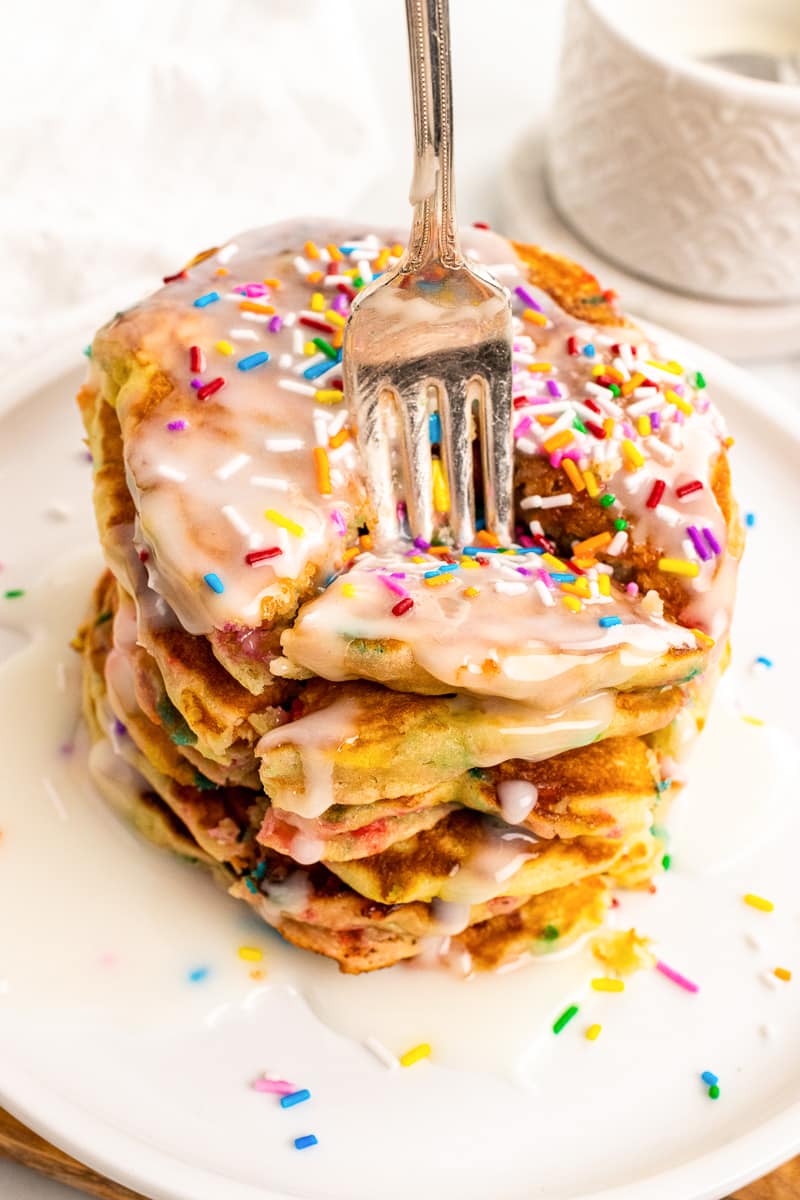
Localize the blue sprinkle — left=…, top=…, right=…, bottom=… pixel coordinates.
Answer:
left=254, top=861, right=268, bottom=880
left=237, top=351, right=270, bottom=371
left=656, top=779, right=672, bottom=793
left=188, top=966, right=210, bottom=983
left=475, top=517, right=486, bottom=531
left=582, top=344, right=596, bottom=358
left=550, top=572, right=576, bottom=583
left=462, top=547, right=481, bottom=556
left=423, top=568, right=443, bottom=579
left=429, top=412, right=442, bottom=443
left=755, top=655, right=773, bottom=669
left=599, top=615, right=622, bottom=628
left=244, top=878, right=258, bottom=894
left=338, top=245, right=357, bottom=254
left=82, top=344, right=92, bottom=358
left=745, top=512, right=756, bottom=527
left=280, top=1089, right=311, bottom=1109
left=193, top=291, right=220, bottom=308
left=203, top=572, right=224, bottom=594
left=439, top=562, right=458, bottom=573
left=701, top=1070, right=719, bottom=1087
left=304, top=358, right=336, bottom=380
left=516, top=546, right=545, bottom=555
left=294, top=1134, right=318, bottom=1151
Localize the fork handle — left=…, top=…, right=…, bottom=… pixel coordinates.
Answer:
left=404, top=0, right=462, bottom=271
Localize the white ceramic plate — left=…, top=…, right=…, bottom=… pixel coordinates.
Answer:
left=0, top=328, right=798, bottom=1200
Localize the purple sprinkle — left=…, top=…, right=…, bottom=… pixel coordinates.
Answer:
left=389, top=571, right=406, bottom=579
left=167, top=419, right=187, bottom=431
left=190, top=378, right=203, bottom=389
left=515, top=566, right=533, bottom=577
left=515, top=285, right=542, bottom=312
left=702, top=527, right=722, bottom=555
left=414, top=536, right=431, bottom=551
left=650, top=411, right=661, bottom=431
left=268, top=315, right=283, bottom=333
left=331, top=293, right=349, bottom=314
left=113, top=719, right=127, bottom=736
left=546, top=379, right=562, bottom=398
left=687, top=525, right=711, bottom=562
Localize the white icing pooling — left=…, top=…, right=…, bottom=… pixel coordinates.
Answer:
left=89, top=219, right=735, bottom=656
left=281, top=546, right=699, bottom=706
left=257, top=696, right=360, bottom=818
left=497, top=780, right=539, bottom=825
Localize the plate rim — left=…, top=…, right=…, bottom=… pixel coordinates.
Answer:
left=1, top=325, right=798, bottom=1200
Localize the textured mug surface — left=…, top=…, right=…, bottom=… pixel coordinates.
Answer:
left=546, top=0, right=800, bottom=303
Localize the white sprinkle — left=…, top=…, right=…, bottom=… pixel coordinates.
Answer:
left=229, top=328, right=259, bottom=341
left=495, top=580, right=527, bottom=596
left=528, top=519, right=544, bottom=535
left=364, top=1036, right=399, bottom=1071
left=357, top=259, right=373, bottom=283
left=654, top=503, right=682, bottom=528
left=645, top=439, right=676, bottom=466
left=158, top=464, right=187, bottom=482
left=292, top=330, right=305, bottom=356
left=313, top=415, right=328, bottom=447
left=278, top=378, right=316, bottom=397
left=760, top=970, right=779, bottom=991
left=606, top=530, right=628, bottom=556
left=627, top=394, right=661, bottom=417
left=328, top=410, right=348, bottom=437
left=251, top=476, right=290, bottom=491
left=221, top=505, right=251, bottom=537
left=264, top=436, right=304, bottom=452
left=744, top=932, right=762, bottom=951
left=46, top=502, right=72, bottom=521
left=534, top=579, right=555, bottom=607
left=322, top=275, right=351, bottom=286
left=520, top=494, right=543, bottom=510
left=283, top=312, right=297, bottom=328
left=217, top=242, right=239, bottom=264
left=215, top=453, right=251, bottom=481
left=278, top=353, right=293, bottom=369
left=294, top=353, right=326, bottom=376
left=293, top=255, right=310, bottom=276
left=42, top=776, right=67, bottom=821
left=612, top=357, right=631, bottom=381
left=539, top=493, right=574, bottom=509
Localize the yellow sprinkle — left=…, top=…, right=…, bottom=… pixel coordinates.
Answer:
left=591, top=977, right=625, bottom=992
left=527, top=361, right=553, bottom=373
left=310, top=291, right=325, bottom=312
left=374, top=248, right=391, bottom=271
left=620, top=372, right=645, bottom=397
left=343, top=546, right=360, bottom=562
left=591, top=364, right=606, bottom=377
left=658, top=557, right=700, bottom=578
left=603, top=417, right=615, bottom=437
left=459, top=559, right=480, bottom=570
left=647, top=358, right=683, bottom=375
left=464, top=586, right=480, bottom=598
left=562, top=458, right=585, bottom=492
left=341, top=583, right=356, bottom=598
left=690, top=627, right=716, bottom=650
left=560, top=579, right=591, bottom=599
left=343, top=267, right=359, bottom=277
left=585, top=1024, right=602, bottom=1041
left=744, top=893, right=774, bottom=913
left=238, top=946, right=263, bottom=962
left=239, top=300, right=275, bottom=315
left=522, top=307, right=548, bottom=327
left=264, top=508, right=304, bottom=537
left=303, top=240, right=320, bottom=259
left=326, top=243, right=343, bottom=261
left=409, top=555, right=427, bottom=564
left=307, top=270, right=324, bottom=283
left=572, top=531, right=612, bottom=557
left=741, top=715, right=764, bottom=726
left=775, top=967, right=792, bottom=982
left=562, top=594, right=582, bottom=613
left=304, top=341, right=317, bottom=356
left=314, top=388, right=344, bottom=404
left=598, top=573, right=611, bottom=596
left=432, top=459, right=450, bottom=513
left=391, top=243, right=404, bottom=258
left=313, top=447, right=331, bottom=495
left=664, top=387, right=694, bottom=416
left=325, top=309, right=347, bottom=328
left=399, top=1043, right=431, bottom=1068
left=622, top=439, right=645, bottom=470
left=329, top=427, right=350, bottom=449
left=583, top=469, right=600, bottom=498
left=215, top=340, right=234, bottom=355
left=424, top=573, right=451, bottom=588
left=249, top=968, right=266, bottom=981
left=541, top=552, right=568, bottom=571
left=543, top=429, right=574, bottom=455
left=637, top=415, right=652, bottom=437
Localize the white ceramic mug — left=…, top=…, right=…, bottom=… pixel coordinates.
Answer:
left=546, top=0, right=800, bottom=303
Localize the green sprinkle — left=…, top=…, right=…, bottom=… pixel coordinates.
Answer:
left=352, top=275, right=364, bottom=289
left=662, top=853, right=672, bottom=870
left=599, top=494, right=616, bottom=508
left=553, top=1004, right=579, bottom=1034
left=572, top=418, right=588, bottom=434
left=613, top=518, right=628, bottom=531
left=609, top=384, right=621, bottom=397
left=95, top=610, right=113, bottom=625
left=656, top=779, right=672, bottom=793
left=542, top=925, right=560, bottom=942
left=3, top=589, right=24, bottom=599
left=695, top=371, right=706, bottom=389
left=83, top=344, right=92, bottom=358
left=312, top=336, right=338, bottom=360
left=193, top=771, right=220, bottom=791
left=708, top=1084, right=720, bottom=1099
left=583, top=294, right=607, bottom=306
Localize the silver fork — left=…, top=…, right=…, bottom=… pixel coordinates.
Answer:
left=343, top=0, right=514, bottom=549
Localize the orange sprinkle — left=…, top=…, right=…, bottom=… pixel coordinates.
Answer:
left=775, top=967, right=792, bottom=982
left=543, top=430, right=574, bottom=454
left=476, top=530, right=500, bottom=547
left=572, top=531, right=613, bottom=557
left=537, top=413, right=557, bottom=427
left=214, top=267, right=228, bottom=276
left=620, top=372, right=645, bottom=397
left=428, top=545, right=454, bottom=557
left=307, top=270, right=324, bottom=283
left=343, top=546, right=361, bottom=562
left=326, top=244, right=343, bottom=261
left=263, top=277, right=281, bottom=288
left=583, top=469, right=600, bottom=498
left=391, top=243, right=404, bottom=257
left=313, top=447, right=331, bottom=495
left=562, top=458, right=585, bottom=492
left=332, top=330, right=344, bottom=350
left=522, top=308, right=548, bottom=327
left=239, top=300, right=275, bottom=315
left=464, top=586, right=480, bottom=598
left=359, top=533, right=373, bottom=551
left=374, top=249, right=391, bottom=271
left=603, top=417, right=615, bottom=437
left=329, top=427, right=350, bottom=449
left=527, top=362, right=553, bottom=373
left=304, top=241, right=320, bottom=259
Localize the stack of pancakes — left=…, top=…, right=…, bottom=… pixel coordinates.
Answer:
left=76, top=221, right=742, bottom=973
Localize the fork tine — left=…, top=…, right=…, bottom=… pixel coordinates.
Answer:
left=479, top=362, right=514, bottom=545
left=353, top=380, right=402, bottom=546
left=397, top=381, right=434, bottom=545
left=439, top=376, right=475, bottom=548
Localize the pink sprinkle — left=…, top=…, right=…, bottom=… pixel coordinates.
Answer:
left=268, top=315, right=283, bottom=333
left=379, top=574, right=409, bottom=598
left=562, top=448, right=582, bottom=462
left=656, top=959, right=699, bottom=994
left=550, top=452, right=563, bottom=469
left=331, top=293, right=349, bottom=315
left=536, top=569, right=554, bottom=589
left=514, top=416, right=533, bottom=438
left=518, top=535, right=534, bottom=548
left=675, top=410, right=685, bottom=425
left=253, top=1077, right=296, bottom=1095
left=625, top=581, right=639, bottom=597
left=622, top=421, right=635, bottom=439
left=244, top=283, right=268, bottom=297
left=546, top=379, right=562, bottom=398
left=330, top=510, right=346, bottom=536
